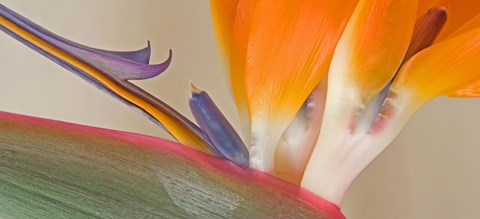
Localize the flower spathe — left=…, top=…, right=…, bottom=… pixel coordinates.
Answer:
left=0, top=111, right=345, bottom=218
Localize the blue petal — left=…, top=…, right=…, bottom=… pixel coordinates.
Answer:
left=189, top=84, right=249, bottom=167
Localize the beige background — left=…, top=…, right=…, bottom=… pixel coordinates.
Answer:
left=2, top=1, right=480, bottom=218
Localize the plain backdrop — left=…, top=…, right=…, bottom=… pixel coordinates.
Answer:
left=2, top=1, right=480, bottom=218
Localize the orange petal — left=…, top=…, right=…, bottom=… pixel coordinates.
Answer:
left=447, top=81, right=480, bottom=97
left=391, top=27, right=480, bottom=105
left=210, top=0, right=238, bottom=59
left=245, top=0, right=358, bottom=171
left=441, top=15, right=480, bottom=97
left=435, top=0, right=480, bottom=40
left=228, top=0, right=258, bottom=143
left=329, top=0, right=419, bottom=103
left=444, top=14, right=480, bottom=40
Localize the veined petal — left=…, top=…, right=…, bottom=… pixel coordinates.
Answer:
left=301, top=0, right=418, bottom=204
left=0, top=4, right=213, bottom=152
left=246, top=0, right=358, bottom=172
left=391, top=27, right=480, bottom=106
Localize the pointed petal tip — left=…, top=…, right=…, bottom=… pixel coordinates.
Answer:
left=161, top=48, right=173, bottom=68
left=143, top=40, right=152, bottom=64
left=167, top=48, right=173, bottom=61
left=126, top=48, right=172, bottom=80
left=146, top=39, right=151, bottom=49
left=189, top=80, right=203, bottom=94
left=159, top=48, right=173, bottom=72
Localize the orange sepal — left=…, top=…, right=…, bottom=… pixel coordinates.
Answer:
left=210, top=0, right=238, bottom=57
left=329, top=0, right=418, bottom=103
left=244, top=0, right=359, bottom=171
left=391, top=27, right=480, bottom=104
left=245, top=0, right=358, bottom=121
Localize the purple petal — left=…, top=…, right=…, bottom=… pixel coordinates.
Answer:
left=189, top=84, right=249, bottom=167
left=0, top=4, right=169, bottom=80
left=0, top=20, right=169, bottom=131
left=0, top=4, right=152, bottom=64
left=0, top=4, right=215, bottom=151
left=95, top=41, right=151, bottom=64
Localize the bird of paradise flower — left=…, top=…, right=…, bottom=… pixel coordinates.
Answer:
left=1, top=0, right=480, bottom=218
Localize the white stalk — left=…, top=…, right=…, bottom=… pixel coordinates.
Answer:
left=301, top=90, right=418, bottom=205
left=275, top=79, right=327, bottom=183
left=249, top=117, right=285, bottom=172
